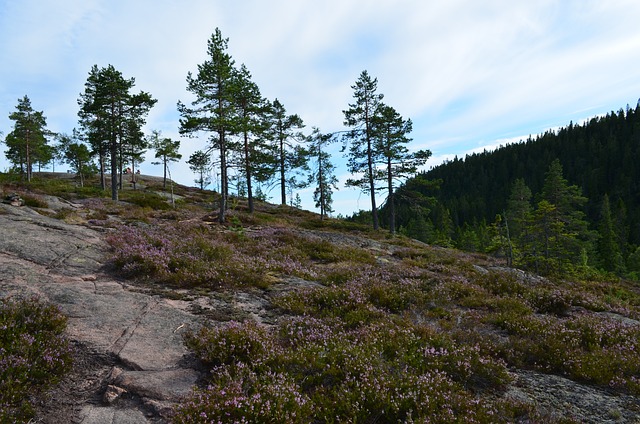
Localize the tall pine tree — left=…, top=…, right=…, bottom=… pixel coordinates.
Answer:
left=343, top=70, right=384, bottom=230
left=231, top=64, right=270, bottom=213
left=78, top=65, right=156, bottom=199
left=265, top=98, right=307, bottom=205
left=178, top=28, right=236, bottom=222
left=372, top=103, right=430, bottom=234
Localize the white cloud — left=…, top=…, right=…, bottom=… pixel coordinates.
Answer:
left=3, top=0, right=640, bottom=215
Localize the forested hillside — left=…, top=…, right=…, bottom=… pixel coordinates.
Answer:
left=391, top=102, right=640, bottom=276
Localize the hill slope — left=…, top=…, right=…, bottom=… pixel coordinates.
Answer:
left=1, top=173, right=639, bottom=423
left=391, top=104, right=640, bottom=271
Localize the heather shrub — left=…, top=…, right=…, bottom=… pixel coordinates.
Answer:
left=107, top=224, right=381, bottom=289
left=0, top=297, right=73, bottom=422
left=528, top=287, right=573, bottom=315
left=174, top=362, right=314, bottom=424
left=177, top=316, right=512, bottom=423
left=491, top=311, right=640, bottom=394
left=476, top=272, right=527, bottom=297
left=106, top=223, right=275, bottom=288
left=184, top=321, right=273, bottom=367
left=119, top=190, right=171, bottom=210
left=21, top=193, right=48, bottom=208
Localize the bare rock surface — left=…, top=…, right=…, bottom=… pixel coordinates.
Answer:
left=0, top=202, right=204, bottom=422
left=1, top=198, right=640, bottom=423
left=508, top=370, right=640, bottom=423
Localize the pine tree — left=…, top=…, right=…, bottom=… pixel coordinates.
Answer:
left=506, top=178, right=533, bottom=265
left=187, top=150, right=212, bottom=190
left=506, top=179, right=532, bottom=237
left=231, top=64, right=270, bottom=213
left=307, top=128, right=338, bottom=220
left=597, top=194, right=625, bottom=273
left=372, top=103, right=430, bottom=234
left=264, top=98, right=306, bottom=205
left=78, top=65, right=156, bottom=199
left=149, top=130, right=182, bottom=190
left=58, top=133, right=96, bottom=187
left=5, top=95, right=51, bottom=181
left=528, top=160, right=591, bottom=273
left=343, top=70, right=384, bottom=230
left=178, top=28, right=236, bottom=222
left=120, top=118, right=149, bottom=190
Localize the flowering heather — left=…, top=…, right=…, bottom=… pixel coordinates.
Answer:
left=104, top=214, right=640, bottom=421
left=177, top=316, right=511, bottom=423
left=0, top=297, right=73, bottom=422
left=491, top=310, right=640, bottom=393
left=106, top=223, right=376, bottom=289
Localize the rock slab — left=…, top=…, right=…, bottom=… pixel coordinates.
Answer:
left=0, top=202, right=203, bottom=423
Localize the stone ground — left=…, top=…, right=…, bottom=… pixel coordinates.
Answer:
left=1, top=197, right=639, bottom=423
left=0, top=200, right=208, bottom=423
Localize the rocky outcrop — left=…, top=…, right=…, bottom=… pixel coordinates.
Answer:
left=0, top=202, right=203, bottom=423
left=1, top=198, right=639, bottom=423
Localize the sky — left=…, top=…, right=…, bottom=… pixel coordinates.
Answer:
left=2, top=0, right=640, bottom=216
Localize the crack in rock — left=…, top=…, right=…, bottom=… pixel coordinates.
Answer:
left=109, top=299, right=160, bottom=366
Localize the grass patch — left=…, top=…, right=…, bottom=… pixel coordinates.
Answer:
left=118, top=190, right=172, bottom=210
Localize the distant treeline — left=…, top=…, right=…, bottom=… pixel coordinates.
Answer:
left=381, top=102, right=640, bottom=276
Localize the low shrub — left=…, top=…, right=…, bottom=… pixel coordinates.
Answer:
left=176, top=317, right=512, bottom=423
left=21, top=193, right=48, bottom=208
left=119, top=190, right=171, bottom=210
left=0, top=297, right=73, bottom=422
left=491, top=311, right=640, bottom=393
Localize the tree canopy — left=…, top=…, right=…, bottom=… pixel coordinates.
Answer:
left=78, top=64, right=156, bottom=199
left=4, top=95, right=51, bottom=181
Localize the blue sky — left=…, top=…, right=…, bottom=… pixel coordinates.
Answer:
left=2, top=0, right=640, bottom=215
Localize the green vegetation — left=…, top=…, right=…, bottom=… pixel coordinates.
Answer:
left=95, top=183, right=639, bottom=421
left=1, top=171, right=639, bottom=422
left=0, top=297, right=73, bottom=423
left=393, top=104, right=640, bottom=279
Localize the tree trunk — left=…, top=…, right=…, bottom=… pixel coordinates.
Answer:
left=26, top=128, right=32, bottom=182
left=131, top=159, right=137, bottom=190
left=110, top=139, right=118, bottom=201
left=163, top=158, right=167, bottom=190
left=218, top=133, right=227, bottom=223
left=99, top=155, right=106, bottom=190
left=318, top=149, right=325, bottom=220
left=387, top=157, right=395, bottom=234
left=79, top=160, right=85, bottom=188
left=244, top=131, right=254, bottom=213
left=367, top=136, right=379, bottom=230
left=280, top=136, right=286, bottom=205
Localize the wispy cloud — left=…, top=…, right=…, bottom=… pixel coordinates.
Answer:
left=2, top=1, right=640, bottom=215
